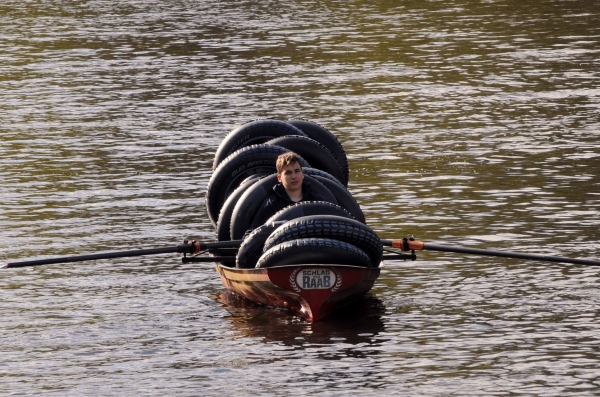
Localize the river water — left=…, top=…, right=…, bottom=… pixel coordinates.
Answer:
left=1, top=0, right=599, bottom=395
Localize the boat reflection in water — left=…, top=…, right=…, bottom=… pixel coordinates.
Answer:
left=213, top=290, right=386, bottom=347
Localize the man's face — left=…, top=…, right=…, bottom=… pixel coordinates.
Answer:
left=277, top=162, right=304, bottom=192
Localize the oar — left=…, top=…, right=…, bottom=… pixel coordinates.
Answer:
left=381, top=239, right=600, bottom=267
left=2, top=240, right=243, bottom=269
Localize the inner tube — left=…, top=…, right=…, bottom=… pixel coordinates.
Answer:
left=308, top=175, right=365, bottom=223
left=213, top=119, right=306, bottom=170
left=255, top=238, right=372, bottom=269
left=263, top=215, right=383, bottom=267
left=236, top=221, right=285, bottom=269
left=287, top=119, right=349, bottom=185
left=229, top=174, right=337, bottom=240
left=265, top=201, right=354, bottom=224
left=206, top=144, right=310, bottom=226
left=265, top=135, right=346, bottom=186
left=216, top=175, right=262, bottom=241
left=302, top=167, right=344, bottom=187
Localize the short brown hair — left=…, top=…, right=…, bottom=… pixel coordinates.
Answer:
left=276, top=152, right=303, bottom=174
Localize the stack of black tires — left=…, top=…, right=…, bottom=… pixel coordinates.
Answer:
left=206, top=119, right=382, bottom=269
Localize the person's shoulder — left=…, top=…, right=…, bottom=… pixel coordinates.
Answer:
left=305, top=187, right=326, bottom=201
left=262, top=192, right=279, bottom=205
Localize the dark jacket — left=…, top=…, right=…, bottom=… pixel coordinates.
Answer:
left=245, top=181, right=325, bottom=237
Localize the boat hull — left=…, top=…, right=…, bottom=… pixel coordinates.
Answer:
left=215, top=263, right=380, bottom=322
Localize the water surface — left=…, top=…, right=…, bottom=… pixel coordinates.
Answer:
left=1, top=0, right=599, bottom=395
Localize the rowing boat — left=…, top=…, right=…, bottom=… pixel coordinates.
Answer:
left=205, top=119, right=390, bottom=321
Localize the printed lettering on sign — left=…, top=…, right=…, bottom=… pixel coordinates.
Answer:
left=295, top=268, right=336, bottom=290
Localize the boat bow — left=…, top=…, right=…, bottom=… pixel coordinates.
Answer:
left=215, top=263, right=380, bottom=322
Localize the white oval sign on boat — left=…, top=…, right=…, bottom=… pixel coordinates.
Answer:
left=297, top=268, right=335, bottom=290
left=289, top=267, right=344, bottom=293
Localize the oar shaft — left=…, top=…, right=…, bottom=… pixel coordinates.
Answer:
left=423, top=243, right=600, bottom=266
left=3, top=240, right=243, bottom=269
left=182, top=256, right=237, bottom=263
left=381, top=239, right=600, bottom=267
left=4, top=245, right=190, bottom=268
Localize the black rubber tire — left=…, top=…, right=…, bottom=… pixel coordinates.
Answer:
left=265, top=201, right=354, bottom=224
left=302, top=167, right=344, bottom=187
left=229, top=174, right=337, bottom=240
left=213, top=119, right=306, bottom=170
left=255, top=238, right=372, bottom=269
left=216, top=175, right=262, bottom=241
left=309, top=175, right=365, bottom=224
left=263, top=215, right=383, bottom=267
left=265, top=135, right=346, bottom=186
left=287, top=119, right=349, bottom=185
left=206, top=144, right=310, bottom=226
left=236, top=221, right=286, bottom=269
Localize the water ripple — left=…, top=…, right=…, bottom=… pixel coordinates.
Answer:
left=1, top=0, right=600, bottom=395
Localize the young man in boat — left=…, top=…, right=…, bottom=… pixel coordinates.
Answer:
left=244, top=151, right=326, bottom=238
